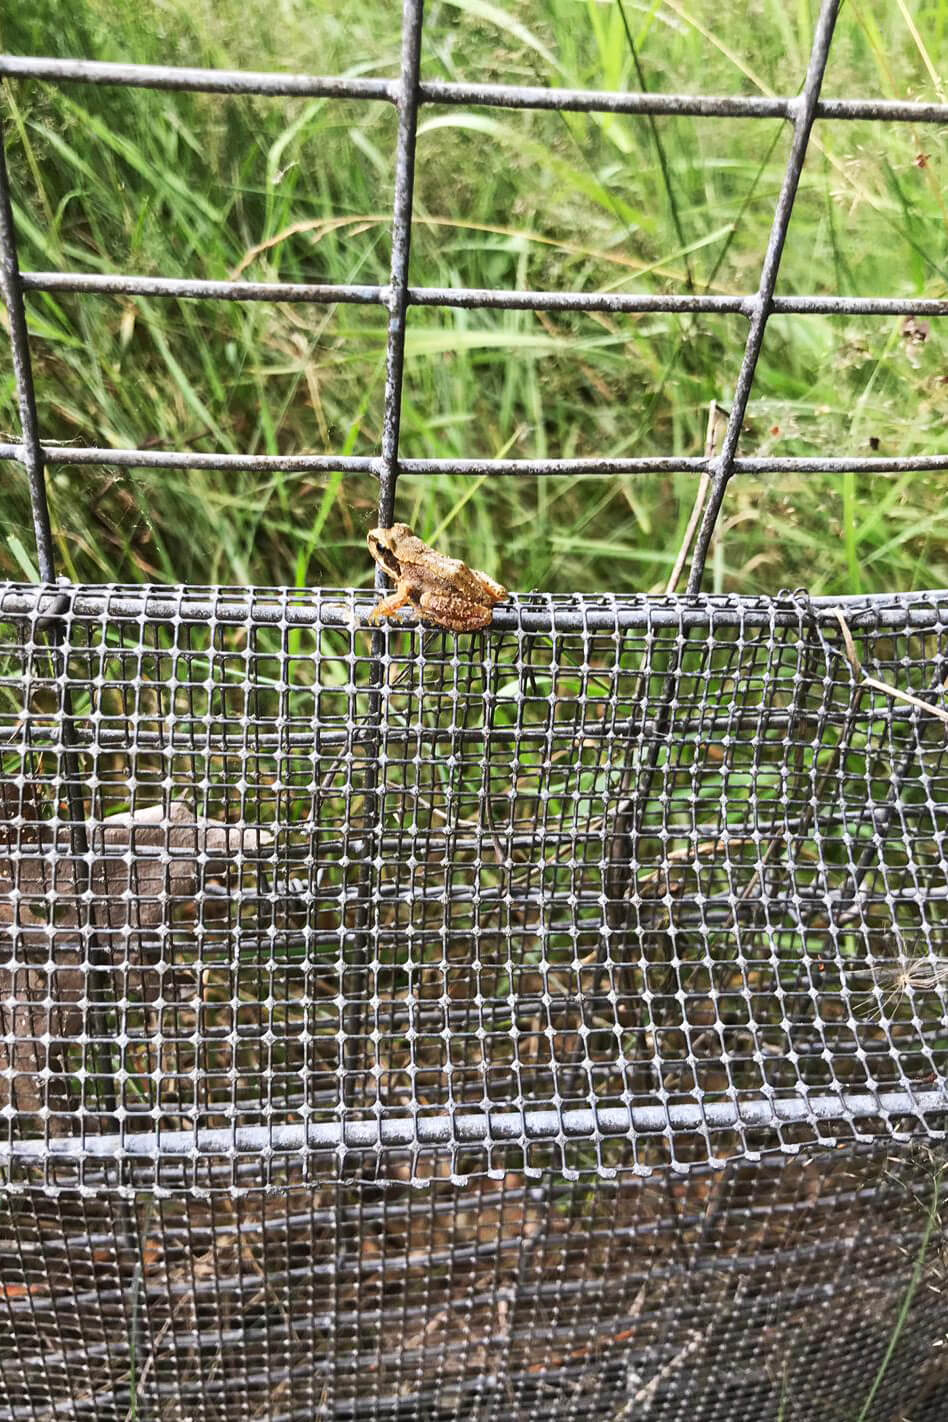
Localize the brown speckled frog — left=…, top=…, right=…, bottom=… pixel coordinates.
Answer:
left=366, top=523, right=508, bottom=632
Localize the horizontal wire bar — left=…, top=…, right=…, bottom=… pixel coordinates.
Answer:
left=22, top=271, right=387, bottom=304
left=415, top=291, right=948, bottom=317
left=411, top=286, right=749, bottom=313
left=2, top=583, right=945, bottom=632
left=3, top=1086, right=946, bottom=1162
left=729, top=456, right=948, bottom=473
left=0, top=54, right=399, bottom=99
left=421, top=78, right=795, bottom=117
left=3, top=55, right=948, bottom=124
left=23, top=270, right=948, bottom=318
left=423, top=81, right=948, bottom=124
left=0, top=442, right=379, bottom=474
left=770, top=296, right=948, bottom=316
left=817, top=96, right=948, bottom=122
left=21, top=271, right=749, bottom=314
left=4, top=442, right=948, bottom=478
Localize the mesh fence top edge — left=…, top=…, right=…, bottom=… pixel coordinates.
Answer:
left=0, top=582, right=946, bottom=632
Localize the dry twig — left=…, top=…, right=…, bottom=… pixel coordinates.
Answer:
left=664, top=399, right=728, bottom=595
left=832, top=607, right=948, bottom=727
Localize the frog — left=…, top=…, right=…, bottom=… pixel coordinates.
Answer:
left=366, top=523, right=508, bottom=632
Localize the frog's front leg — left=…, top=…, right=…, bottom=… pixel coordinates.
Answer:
left=368, top=586, right=413, bottom=625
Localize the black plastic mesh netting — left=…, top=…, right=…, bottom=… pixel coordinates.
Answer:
left=3, top=0, right=948, bottom=1416
left=2, top=585, right=948, bottom=1194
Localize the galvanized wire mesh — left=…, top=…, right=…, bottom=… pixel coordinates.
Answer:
left=2, top=0, right=948, bottom=1417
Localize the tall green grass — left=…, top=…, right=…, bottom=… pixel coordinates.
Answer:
left=1, top=0, right=947, bottom=596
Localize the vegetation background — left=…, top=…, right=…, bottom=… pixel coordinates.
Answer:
left=1, top=0, right=947, bottom=598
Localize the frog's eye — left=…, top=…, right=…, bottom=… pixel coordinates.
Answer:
left=373, top=543, right=402, bottom=578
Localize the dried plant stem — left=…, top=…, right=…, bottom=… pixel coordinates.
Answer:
left=855, top=1168, right=942, bottom=1422
left=832, top=607, right=948, bottom=726
left=664, top=400, right=727, bottom=595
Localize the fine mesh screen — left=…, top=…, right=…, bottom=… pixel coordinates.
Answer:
left=3, top=0, right=948, bottom=1416
left=2, top=1147, right=948, bottom=1419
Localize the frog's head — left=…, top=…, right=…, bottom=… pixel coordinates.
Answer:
left=367, top=523, right=413, bottom=577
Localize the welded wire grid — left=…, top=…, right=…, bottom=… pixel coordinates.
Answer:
left=2, top=2, right=948, bottom=1418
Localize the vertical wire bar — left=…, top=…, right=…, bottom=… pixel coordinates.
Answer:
left=685, top=0, right=841, bottom=594
left=0, top=122, right=55, bottom=581
left=376, top=0, right=425, bottom=541
left=592, top=0, right=843, bottom=1081
left=0, top=115, right=119, bottom=1124
left=342, top=0, right=425, bottom=1120
left=0, top=111, right=142, bottom=1396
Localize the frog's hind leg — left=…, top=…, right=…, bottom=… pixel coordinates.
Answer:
left=474, top=570, right=507, bottom=603
left=417, top=588, right=492, bottom=632
left=368, top=588, right=412, bottom=624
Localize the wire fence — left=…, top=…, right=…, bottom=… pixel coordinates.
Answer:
left=2, top=0, right=948, bottom=1417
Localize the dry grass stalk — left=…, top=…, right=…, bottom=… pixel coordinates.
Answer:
left=832, top=608, right=948, bottom=727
